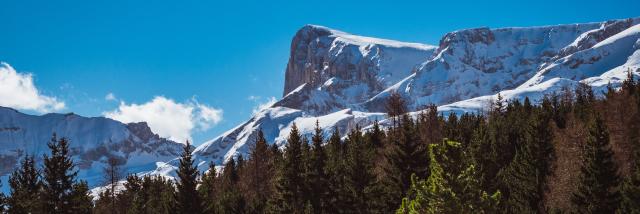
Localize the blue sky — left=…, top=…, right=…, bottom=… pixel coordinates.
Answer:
left=1, top=0, right=638, bottom=145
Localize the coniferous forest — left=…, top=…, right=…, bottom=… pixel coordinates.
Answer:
left=2, top=73, right=640, bottom=213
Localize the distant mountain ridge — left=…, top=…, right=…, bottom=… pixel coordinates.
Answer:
left=0, top=106, right=184, bottom=191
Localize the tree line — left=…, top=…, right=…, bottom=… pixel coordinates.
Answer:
left=2, top=73, right=640, bottom=213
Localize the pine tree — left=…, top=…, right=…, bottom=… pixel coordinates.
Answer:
left=198, top=162, right=217, bottom=214
left=69, top=181, right=93, bottom=213
left=139, top=175, right=176, bottom=213
left=618, top=150, right=640, bottom=213
left=572, top=116, right=621, bottom=213
left=242, top=130, right=276, bottom=213
left=7, top=155, right=42, bottom=213
left=307, top=121, right=329, bottom=213
left=324, top=127, right=348, bottom=213
left=270, top=123, right=305, bottom=213
left=499, top=147, right=539, bottom=213
left=119, top=174, right=142, bottom=213
left=383, top=114, right=429, bottom=210
left=343, top=127, right=382, bottom=213
left=175, top=141, right=202, bottom=214
left=217, top=158, right=245, bottom=214
left=365, top=119, right=385, bottom=148
left=42, top=134, right=80, bottom=213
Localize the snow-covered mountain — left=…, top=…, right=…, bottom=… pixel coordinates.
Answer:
left=0, top=107, right=184, bottom=191
left=181, top=17, right=640, bottom=171
left=3, top=17, right=639, bottom=186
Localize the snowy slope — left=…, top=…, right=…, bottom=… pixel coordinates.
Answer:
left=0, top=107, right=184, bottom=192
left=179, top=18, right=640, bottom=176
left=364, top=19, right=639, bottom=111
left=442, top=20, right=640, bottom=114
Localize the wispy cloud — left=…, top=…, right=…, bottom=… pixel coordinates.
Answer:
left=252, top=96, right=277, bottom=115
left=0, top=62, right=65, bottom=113
left=105, top=92, right=117, bottom=101
left=104, top=96, right=223, bottom=143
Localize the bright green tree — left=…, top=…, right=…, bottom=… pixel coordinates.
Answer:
left=398, top=140, right=500, bottom=214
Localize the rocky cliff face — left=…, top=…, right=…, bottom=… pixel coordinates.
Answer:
left=186, top=18, right=640, bottom=171
left=280, top=25, right=436, bottom=114
left=0, top=107, right=184, bottom=189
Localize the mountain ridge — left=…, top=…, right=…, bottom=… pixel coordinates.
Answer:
left=185, top=17, right=640, bottom=173
left=0, top=106, right=184, bottom=192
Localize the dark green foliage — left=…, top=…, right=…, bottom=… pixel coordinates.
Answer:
left=306, top=121, right=329, bottom=213
left=134, top=175, right=176, bottom=213
left=383, top=113, right=429, bottom=207
left=198, top=162, right=218, bottom=213
left=42, top=134, right=90, bottom=213
left=242, top=129, right=276, bottom=213
left=7, top=155, right=42, bottom=213
left=618, top=155, right=640, bottom=213
left=324, top=127, right=349, bottom=213
left=571, top=116, right=621, bottom=213
left=69, top=181, right=93, bottom=213
left=216, top=158, right=245, bottom=214
left=269, top=123, right=306, bottom=213
left=343, top=127, right=383, bottom=213
left=176, top=141, right=202, bottom=214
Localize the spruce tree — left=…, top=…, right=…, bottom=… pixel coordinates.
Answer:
left=42, top=134, right=80, bottom=213
left=175, top=141, right=202, bottom=214
left=69, top=181, right=93, bottom=213
left=243, top=129, right=275, bottom=213
left=324, top=127, right=348, bottom=213
left=307, top=121, right=329, bottom=213
left=618, top=151, right=640, bottom=213
left=120, top=174, right=142, bottom=213
left=383, top=114, right=429, bottom=210
left=499, top=147, right=539, bottom=213
left=217, top=158, right=245, bottom=214
left=270, top=123, right=305, bottom=213
left=343, top=127, right=382, bottom=213
left=7, top=155, right=42, bottom=213
left=571, top=116, right=621, bottom=213
left=366, top=120, right=385, bottom=148
left=198, top=162, right=217, bottom=214
left=139, top=175, right=176, bottom=213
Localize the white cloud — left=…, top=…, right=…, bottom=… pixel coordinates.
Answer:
left=103, top=96, right=223, bottom=143
left=105, top=93, right=117, bottom=101
left=252, top=96, right=277, bottom=115
left=195, top=103, right=223, bottom=130
left=0, top=62, right=65, bottom=113
left=247, top=95, right=260, bottom=101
